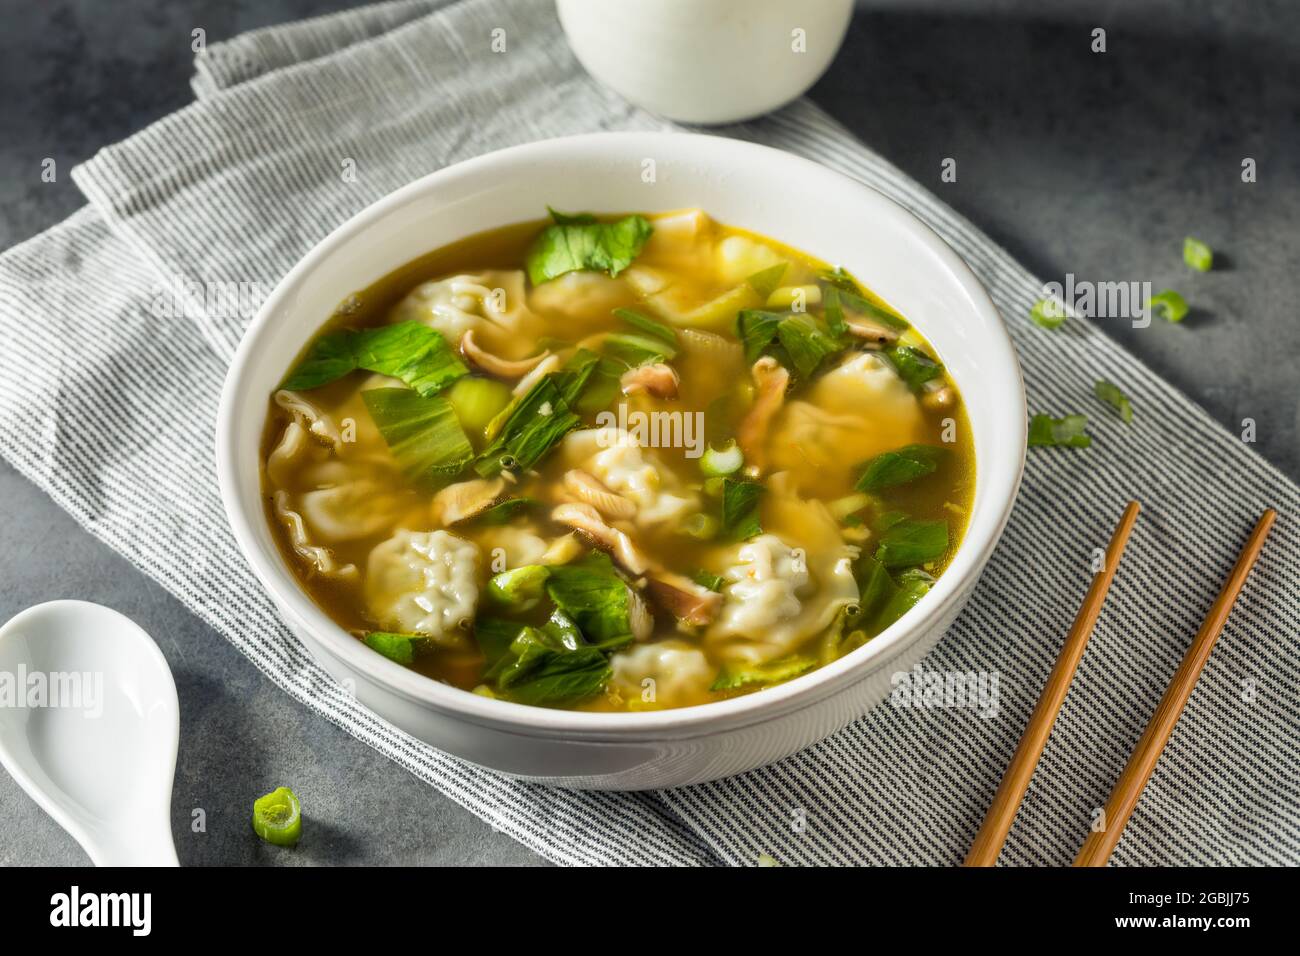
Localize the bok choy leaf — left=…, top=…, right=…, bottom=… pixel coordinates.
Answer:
left=525, top=211, right=653, bottom=285
left=361, top=387, right=473, bottom=488
left=282, top=320, right=467, bottom=396
left=544, top=552, right=639, bottom=648
left=474, top=375, right=581, bottom=476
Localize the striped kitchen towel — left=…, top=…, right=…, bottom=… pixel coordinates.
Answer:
left=1, top=0, right=1295, bottom=866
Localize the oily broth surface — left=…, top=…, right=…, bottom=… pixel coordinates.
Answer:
left=261, top=212, right=975, bottom=711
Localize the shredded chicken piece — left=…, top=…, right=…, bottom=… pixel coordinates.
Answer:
left=460, top=329, right=551, bottom=378
left=563, top=469, right=637, bottom=520
left=550, top=502, right=650, bottom=575
left=737, top=357, right=790, bottom=477
left=619, top=362, right=679, bottom=399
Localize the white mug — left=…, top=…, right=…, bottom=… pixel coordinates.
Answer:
left=556, top=0, right=854, bottom=125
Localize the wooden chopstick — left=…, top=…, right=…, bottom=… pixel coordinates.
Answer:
left=963, top=500, right=1141, bottom=867
left=1073, top=508, right=1277, bottom=867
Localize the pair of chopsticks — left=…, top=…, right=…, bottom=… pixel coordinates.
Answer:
left=964, top=500, right=1276, bottom=867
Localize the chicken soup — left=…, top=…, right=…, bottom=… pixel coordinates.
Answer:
left=262, top=209, right=974, bottom=711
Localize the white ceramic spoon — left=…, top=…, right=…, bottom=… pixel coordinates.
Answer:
left=0, top=600, right=180, bottom=866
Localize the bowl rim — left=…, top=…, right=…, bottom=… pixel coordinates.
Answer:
left=216, top=131, right=1026, bottom=740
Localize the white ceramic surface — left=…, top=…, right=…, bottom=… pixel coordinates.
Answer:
left=0, top=601, right=180, bottom=865
left=556, top=0, right=853, bottom=124
left=217, top=132, right=1026, bottom=790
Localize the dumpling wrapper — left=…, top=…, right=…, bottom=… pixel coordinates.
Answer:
left=706, top=475, right=859, bottom=664
left=610, top=640, right=714, bottom=709
left=364, top=529, right=481, bottom=647
left=389, top=270, right=543, bottom=361
left=768, top=351, right=925, bottom=499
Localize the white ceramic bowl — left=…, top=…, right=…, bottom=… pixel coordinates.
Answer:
left=217, top=132, right=1026, bottom=790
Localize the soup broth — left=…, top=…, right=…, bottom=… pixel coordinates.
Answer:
left=262, top=209, right=975, bottom=711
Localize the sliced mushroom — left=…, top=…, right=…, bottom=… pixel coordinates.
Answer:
left=646, top=570, right=722, bottom=626
left=460, top=329, right=551, bottom=378
left=551, top=502, right=650, bottom=575
left=431, top=476, right=505, bottom=525
left=737, top=356, right=790, bottom=476
left=563, top=469, right=637, bottom=520
left=844, top=316, right=900, bottom=349
left=620, top=362, right=679, bottom=399
left=628, top=588, right=655, bottom=642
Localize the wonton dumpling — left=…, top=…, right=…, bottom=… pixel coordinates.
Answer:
left=266, top=421, right=315, bottom=489
left=298, top=479, right=410, bottom=544
left=769, top=352, right=925, bottom=498
left=389, top=270, right=541, bottom=360
left=469, top=524, right=551, bottom=569
left=561, top=428, right=698, bottom=528
left=707, top=533, right=858, bottom=665
left=714, top=234, right=785, bottom=286
left=610, top=640, right=714, bottom=709
left=527, top=270, right=633, bottom=337
left=364, top=530, right=481, bottom=646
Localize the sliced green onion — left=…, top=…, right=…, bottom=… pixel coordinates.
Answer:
left=1027, top=413, right=1091, bottom=448
left=1150, top=289, right=1189, bottom=323
left=745, top=263, right=788, bottom=298
left=252, top=787, right=302, bottom=847
left=363, top=631, right=426, bottom=665
left=602, top=332, right=675, bottom=366
left=679, top=513, right=719, bottom=541
left=1093, top=380, right=1134, bottom=424
left=883, top=346, right=943, bottom=391
left=1183, top=237, right=1213, bottom=272
left=1029, top=298, right=1067, bottom=330
left=711, top=655, right=815, bottom=691
left=613, top=307, right=677, bottom=345
left=446, top=376, right=513, bottom=445
left=700, top=440, right=744, bottom=477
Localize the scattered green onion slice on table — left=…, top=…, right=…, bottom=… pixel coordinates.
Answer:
left=1150, top=289, right=1189, bottom=323
left=1029, top=297, right=1067, bottom=330
left=1093, top=379, right=1134, bottom=424
left=1183, top=237, right=1213, bottom=272
left=252, top=786, right=302, bottom=847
